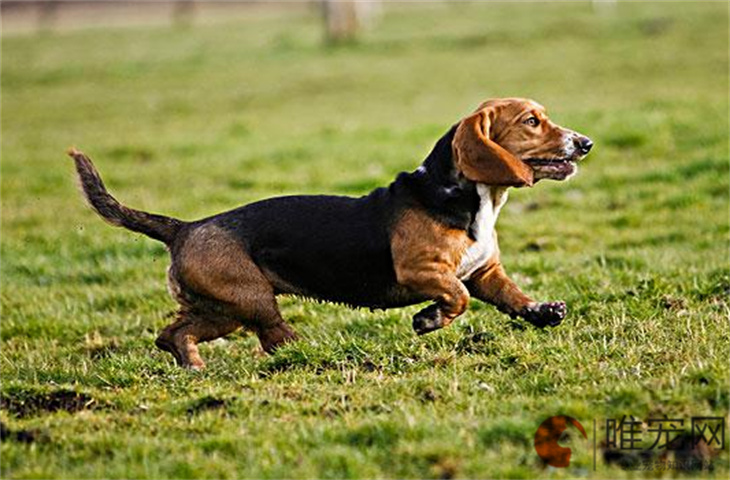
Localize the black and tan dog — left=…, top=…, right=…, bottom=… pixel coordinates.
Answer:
left=69, top=98, right=592, bottom=369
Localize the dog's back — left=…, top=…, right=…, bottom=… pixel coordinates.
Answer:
left=182, top=188, right=425, bottom=309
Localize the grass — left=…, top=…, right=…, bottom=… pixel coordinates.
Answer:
left=1, top=2, right=729, bottom=478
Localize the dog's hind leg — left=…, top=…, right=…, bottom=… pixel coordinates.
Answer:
left=200, top=285, right=297, bottom=357
left=237, top=295, right=297, bottom=354
left=156, top=292, right=295, bottom=369
left=155, top=310, right=241, bottom=369
left=162, top=224, right=297, bottom=368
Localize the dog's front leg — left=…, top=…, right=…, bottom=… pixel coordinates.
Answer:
left=397, top=266, right=470, bottom=335
left=391, top=212, right=563, bottom=331
left=466, top=261, right=566, bottom=328
left=391, top=209, right=473, bottom=335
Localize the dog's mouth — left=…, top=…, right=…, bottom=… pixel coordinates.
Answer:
left=523, top=157, right=577, bottom=181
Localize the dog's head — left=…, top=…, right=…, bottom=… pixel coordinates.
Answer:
left=452, top=98, right=593, bottom=186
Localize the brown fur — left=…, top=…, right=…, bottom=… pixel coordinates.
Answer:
left=453, top=109, right=534, bottom=187
left=391, top=207, right=473, bottom=326
left=476, top=98, right=570, bottom=158
left=158, top=224, right=296, bottom=369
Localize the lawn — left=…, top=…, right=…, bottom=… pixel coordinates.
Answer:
left=1, top=2, right=728, bottom=478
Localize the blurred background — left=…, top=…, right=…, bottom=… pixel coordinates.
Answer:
left=6, top=0, right=610, bottom=39
left=2, top=0, right=726, bottom=227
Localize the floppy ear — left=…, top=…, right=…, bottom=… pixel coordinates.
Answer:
left=452, top=109, right=534, bottom=187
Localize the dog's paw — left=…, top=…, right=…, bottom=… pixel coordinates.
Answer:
left=520, top=301, right=566, bottom=328
left=413, top=304, right=445, bottom=335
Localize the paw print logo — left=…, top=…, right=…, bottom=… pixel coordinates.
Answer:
left=534, top=416, right=587, bottom=468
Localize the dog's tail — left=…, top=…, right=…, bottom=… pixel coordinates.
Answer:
left=67, top=148, right=184, bottom=244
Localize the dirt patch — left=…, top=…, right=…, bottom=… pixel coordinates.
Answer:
left=430, top=456, right=459, bottom=480
left=419, top=387, right=438, bottom=403
left=456, top=331, right=497, bottom=355
left=1, top=388, right=99, bottom=418
left=661, top=295, right=687, bottom=310
left=0, top=422, right=47, bottom=443
left=186, top=396, right=230, bottom=416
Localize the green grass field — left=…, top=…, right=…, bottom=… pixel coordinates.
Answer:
left=1, top=2, right=729, bottom=478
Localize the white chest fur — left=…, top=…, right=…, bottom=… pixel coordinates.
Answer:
left=456, top=185, right=508, bottom=280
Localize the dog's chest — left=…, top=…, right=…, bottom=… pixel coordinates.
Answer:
left=456, top=185, right=508, bottom=280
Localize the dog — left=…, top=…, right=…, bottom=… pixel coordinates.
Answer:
left=68, top=98, right=592, bottom=369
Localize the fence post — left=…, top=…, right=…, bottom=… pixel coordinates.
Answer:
left=592, top=0, right=617, bottom=13
left=323, top=0, right=360, bottom=43
left=37, top=0, right=58, bottom=34
left=172, top=1, right=195, bottom=28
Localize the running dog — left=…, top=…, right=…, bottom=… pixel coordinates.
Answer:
left=68, top=98, right=593, bottom=369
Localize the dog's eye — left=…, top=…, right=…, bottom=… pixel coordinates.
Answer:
left=524, top=117, right=540, bottom=127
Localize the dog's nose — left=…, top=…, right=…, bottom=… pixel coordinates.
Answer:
left=574, top=136, right=593, bottom=155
